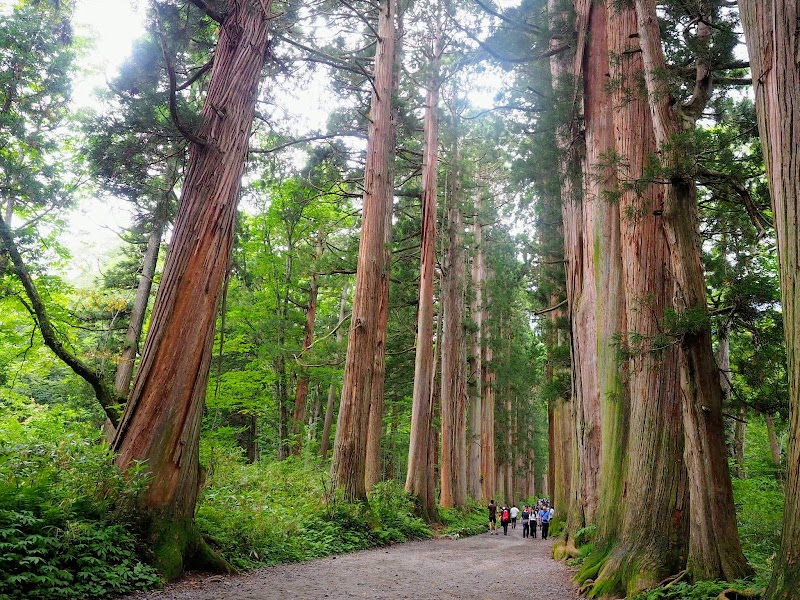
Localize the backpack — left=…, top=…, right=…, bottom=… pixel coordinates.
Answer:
left=502, top=509, right=510, bottom=521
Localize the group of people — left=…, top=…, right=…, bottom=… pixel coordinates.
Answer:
left=487, top=499, right=554, bottom=539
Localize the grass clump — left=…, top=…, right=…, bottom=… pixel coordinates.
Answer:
left=438, top=501, right=487, bottom=537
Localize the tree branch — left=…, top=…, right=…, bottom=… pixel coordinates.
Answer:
left=0, top=214, right=122, bottom=424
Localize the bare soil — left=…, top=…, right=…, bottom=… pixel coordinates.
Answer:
left=124, top=530, right=582, bottom=600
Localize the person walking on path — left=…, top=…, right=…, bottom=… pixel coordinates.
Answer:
left=510, top=504, right=519, bottom=529
left=531, top=508, right=538, bottom=538
left=540, top=505, right=551, bottom=540
left=500, top=506, right=511, bottom=535
left=487, top=499, right=498, bottom=535
left=521, top=506, right=530, bottom=538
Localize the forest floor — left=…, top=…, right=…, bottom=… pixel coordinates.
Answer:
left=123, top=530, right=582, bottom=600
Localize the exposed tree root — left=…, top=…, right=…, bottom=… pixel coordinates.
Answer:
left=717, top=589, right=760, bottom=600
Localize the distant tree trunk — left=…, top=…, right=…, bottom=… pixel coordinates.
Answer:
left=765, top=413, right=781, bottom=473
left=440, top=131, right=468, bottom=508
left=739, top=3, right=800, bottom=597
left=332, top=0, right=396, bottom=501
left=322, top=284, right=350, bottom=460
left=634, top=0, right=751, bottom=582
left=719, top=331, right=745, bottom=479
left=111, top=0, right=272, bottom=579
left=467, top=197, right=484, bottom=501
left=406, top=18, right=441, bottom=520
left=291, top=239, right=323, bottom=455
left=481, top=264, right=496, bottom=502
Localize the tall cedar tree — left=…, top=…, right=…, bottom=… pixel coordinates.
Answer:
left=332, top=0, right=397, bottom=501
left=739, top=2, right=800, bottom=597
left=112, top=0, right=273, bottom=579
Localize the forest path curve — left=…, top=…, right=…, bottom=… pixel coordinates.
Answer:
left=125, top=530, right=582, bottom=600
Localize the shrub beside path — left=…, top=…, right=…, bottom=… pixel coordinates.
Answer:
left=125, top=531, right=582, bottom=600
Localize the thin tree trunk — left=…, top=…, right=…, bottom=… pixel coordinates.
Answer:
left=321, top=284, right=349, bottom=460
left=765, top=413, right=781, bottom=473
left=634, top=0, right=752, bottom=581
left=739, top=3, right=800, bottom=595
left=111, top=0, right=272, bottom=579
left=405, top=17, right=442, bottom=519
left=291, top=239, right=323, bottom=455
left=481, top=264, right=496, bottom=502
left=332, top=0, right=397, bottom=500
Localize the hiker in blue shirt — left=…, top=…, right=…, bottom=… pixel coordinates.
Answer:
left=540, top=504, right=553, bottom=539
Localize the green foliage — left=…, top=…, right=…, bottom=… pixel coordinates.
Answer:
left=0, top=398, right=160, bottom=599
left=438, top=502, right=488, bottom=537
left=732, top=476, right=784, bottom=576
left=195, top=454, right=431, bottom=569
left=574, top=524, right=597, bottom=546
left=631, top=580, right=759, bottom=600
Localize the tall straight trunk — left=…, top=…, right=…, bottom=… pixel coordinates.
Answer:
left=439, top=133, right=468, bottom=508
left=546, top=0, right=583, bottom=533
left=321, top=284, right=349, bottom=460
left=365, top=139, right=396, bottom=491
left=480, top=264, right=496, bottom=501
left=405, top=20, right=441, bottom=519
left=467, top=198, right=484, bottom=501
left=332, top=0, right=396, bottom=500
left=291, top=240, right=323, bottom=455
left=112, top=0, right=272, bottom=579
left=275, top=353, right=290, bottom=460
left=583, top=3, right=688, bottom=594
left=634, top=0, right=751, bottom=581
left=739, top=3, right=800, bottom=596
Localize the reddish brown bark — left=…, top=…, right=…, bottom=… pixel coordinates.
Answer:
left=739, top=2, right=800, bottom=597
left=439, top=132, right=468, bottom=508
left=480, top=268, right=496, bottom=502
left=332, top=0, right=396, bottom=501
left=111, top=0, right=273, bottom=578
left=405, top=20, right=442, bottom=519
left=634, top=0, right=751, bottom=582
left=467, top=198, right=484, bottom=501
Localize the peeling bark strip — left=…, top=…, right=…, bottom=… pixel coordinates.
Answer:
left=112, top=0, right=273, bottom=576
left=332, top=0, right=396, bottom=502
left=738, top=2, right=800, bottom=598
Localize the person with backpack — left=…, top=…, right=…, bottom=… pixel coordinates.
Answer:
left=521, top=506, right=530, bottom=538
left=487, top=499, right=498, bottom=535
left=500, top=506, right=511, bottom=535
left=540, top=504, right=551, bottom=539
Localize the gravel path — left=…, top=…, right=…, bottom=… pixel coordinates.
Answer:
left=124, top=530, right=582, bottom=600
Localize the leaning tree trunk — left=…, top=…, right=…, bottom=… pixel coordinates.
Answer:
left=439, top=131, right=468, bottom=508
left=332, top=0, right=396, bottom=501
left=634, top=0, right=752, bottom=582
left=405, top=21, right=441, bottom=519
left=738, top=2, right=800, bottom=597
left=112, top=0, right=273, bottom=580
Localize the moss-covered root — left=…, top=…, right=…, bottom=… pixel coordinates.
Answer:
left=150, top=517, right=234, bottom=581
left=576, top=546, right=672, bottom=599
left=553, top=538, right=580, bottom=561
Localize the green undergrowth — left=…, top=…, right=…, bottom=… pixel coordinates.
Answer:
left=630, top=580, right=760, bottom=600
left=438, top=501, right=487, bottom=537
left=0, top=396, right=160, bottom=599
left=196, top=450, right=437, bottom=569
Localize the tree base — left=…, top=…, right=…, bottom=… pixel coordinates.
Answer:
left=150, top=517, right=234, bottom=581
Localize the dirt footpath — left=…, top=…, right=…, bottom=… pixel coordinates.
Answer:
left=125, top=531, right=582, bottom=600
